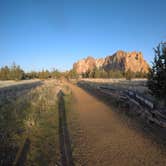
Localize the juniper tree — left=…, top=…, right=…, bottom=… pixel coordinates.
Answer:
left=147, top=42, right=166, bottom=103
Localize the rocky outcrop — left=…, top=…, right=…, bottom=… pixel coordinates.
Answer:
left=73, top=56, right=96, bottom=74
left=103, top=51, right=149, bottom=73
left=73, top=50, right=149, bottom=74
left=95, top=58, right=105, bottom=68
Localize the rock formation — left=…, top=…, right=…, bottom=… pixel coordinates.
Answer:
left=73, top=50, right=149, bottom=74
left=73, top=56, right=96, bottom=74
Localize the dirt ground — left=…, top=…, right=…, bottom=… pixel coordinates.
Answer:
left=67, top=82, right=166, bottom=166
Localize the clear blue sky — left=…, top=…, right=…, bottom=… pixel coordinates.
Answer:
left=0, top=0, right=166, bottom=71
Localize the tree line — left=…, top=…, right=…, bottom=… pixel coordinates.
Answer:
left=0, top=63, right=24, bottom=80
left=81, top=67, right=147, bottom=80
left=0, top=63, right=63, bottom=80
left=0, top=63, right=148, bottom=81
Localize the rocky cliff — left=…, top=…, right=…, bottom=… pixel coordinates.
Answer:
left=73, top=56, right=96, bottom=74
left=73, top=50, right=149, bottom=74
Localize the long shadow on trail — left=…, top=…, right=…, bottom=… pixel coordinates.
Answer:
left=14, top=138, right=31, bottom=166
left=58, top=90, right=74, bottom=166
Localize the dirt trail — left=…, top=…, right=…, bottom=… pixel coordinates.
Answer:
left=67, top=82, right=166, bottom=166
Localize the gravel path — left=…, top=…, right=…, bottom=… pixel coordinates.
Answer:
left=67, top=82, right=166, bottom=166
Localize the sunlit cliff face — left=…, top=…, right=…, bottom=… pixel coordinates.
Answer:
left=73, top=50, right=149, bottom=74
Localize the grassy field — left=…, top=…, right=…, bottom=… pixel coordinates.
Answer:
left=0, top=79, right=63, bottom=165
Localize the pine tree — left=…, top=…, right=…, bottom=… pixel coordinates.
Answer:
left=93, top=67, right=100, bottom=78
left=125, top=69, right=134, bottom=80
left=0, top=66, right=10, bottom=80
left=147, top=42, right=166, bottom=103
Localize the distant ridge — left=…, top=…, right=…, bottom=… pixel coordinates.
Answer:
left=73, top=50, right=149, bottom=74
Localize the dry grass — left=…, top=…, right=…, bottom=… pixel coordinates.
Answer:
left=0, top=79, right=40, bottom=88
left=0, top=79, right=63, bottom=165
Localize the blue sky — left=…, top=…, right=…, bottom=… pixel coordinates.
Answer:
left=0, top=0, right=166, bottom=71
